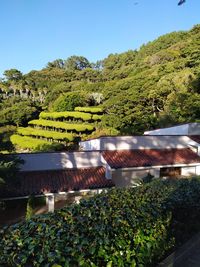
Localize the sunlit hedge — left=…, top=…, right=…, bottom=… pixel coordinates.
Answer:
left=28, top=119, right=95, bottom=132
left=75, top=107, right=103, bottom=114
left=39, top=111, right=102, bottom=122
left=10, top=134, right=63, bottom=151
left=1, top=179, right=200, bottom=266
left=39, top=111, right=92, bottom=121
left=17, top=127, right=75, bottom=142
left=92, top=114, right=103, bottom=121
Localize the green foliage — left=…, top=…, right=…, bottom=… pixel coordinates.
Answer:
left=10, top=134, right=63, bottom=152
left=1, top=25, right=200, bottom=134
left=17, top=127, right=75, bottom=142
left=40, top=111, right=92, bottom=121
left=0, top=100, right=40, bottom=127
left=0, top=154, right=23, bottom=209
left=75, top=106, right=104, bottom=114
left=0, top=125, right=16, bottom=152
left=26, top=196, right=46, bottom=220
left=46, top=59, right=65, bottom=69
left=92, top=114, right=103, bottom=121
left=0, top=154, right=23, bottom=187
left=28, top=119, right=95, bottom=132
left=40, top=111, right=102, bottom=122
left=26, top=196, right=35, bottom=220
left=2, top=179, right=200, bottom=266
left=64, top=55, right=91, bottom=71
left=3, top=69, right=23, bottom=81
left=52, top=92, right=87, bottom=112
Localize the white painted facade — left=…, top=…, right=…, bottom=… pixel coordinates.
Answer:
left=19, top=151, right=102, bottom=172
left=111, top=163, right=200, bottom=187
left=181, top=166, right=197, bottom=176
left=144, top=123, right=200, bottom=136
left=79, top=135, right=200, bottom=151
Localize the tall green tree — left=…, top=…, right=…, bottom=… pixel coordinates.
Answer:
left=3, top=69, right=23, bottom=82
left=46, top=59, right=65, bottom=69
left=64, top=56, right=91, bottom=71
left=52, top=92, right=87, bottom=112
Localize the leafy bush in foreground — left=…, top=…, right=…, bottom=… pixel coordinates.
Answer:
left=1, top=179, right=200, bottom=266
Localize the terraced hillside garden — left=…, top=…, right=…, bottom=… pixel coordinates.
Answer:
left=10, top=107, right=104, bottom=152
left=1, top=25, right=200, bottom=142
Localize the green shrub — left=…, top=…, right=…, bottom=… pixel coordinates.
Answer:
left=92, top=114, right=103, bottom=121
left=2, top=179, right=200, bottom=266
left=26, top=196, right=35, bottom=220
left=52, top=92, right=87, bottom=112
left=39, top=111, right=92, bottom=121
left=10, top=134, right=64, bottom=151
left=28, top=119, right=95, bottom=132
left=17, top=127, right=75, bottom=142
left=75, top=106, right=103, bottom=114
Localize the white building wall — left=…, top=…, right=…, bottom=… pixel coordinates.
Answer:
left=197, top=146, right=200, bottom=156
left=112, top=168, right=160, bottom=188
left=196, top=166, right=200, bottom=176
left=188, top=123, right=200, bottom=135
left=105, top=165, right=112, bottom=179
left=79, top=139, right=101, bottom=151
left=19, top=151, right=102, bottom=172
left=181, top=166, right=197, bottom=176
left=144, top=124, right=189, bottom=135
left=144, top=123, right=200, bottom=136
left=80, top=136, right=199, bottom=151
left=152, top=168, right=160, bottom=178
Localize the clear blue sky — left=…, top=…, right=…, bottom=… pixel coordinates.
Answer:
left=0, top=0, right=199, bottom=77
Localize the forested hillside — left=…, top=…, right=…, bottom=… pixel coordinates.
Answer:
left=1, top=24, right=200, bottom=138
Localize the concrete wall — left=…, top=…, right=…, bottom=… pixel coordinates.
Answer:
left=188, top=123, right=200, bottom=135
left=105, top=164, right=112, bottom=179
left=19, top=151, right=102, bottom=171
left=112, top=168, right=160, bottom=188
left=144, top=123, right=200, bottom=136
left=196, top=166, right=200, bottom=176
left=144, top=124, right=189, bottom=135
left=181, top=166, right=197, bottom=176
left=80, top=135, right=199, bottom=151
left=79, top=138, right=101, bottom=151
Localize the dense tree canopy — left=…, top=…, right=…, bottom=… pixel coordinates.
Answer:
left=3, top=69, right=23, bottom=82
left=0, top=24, right=199, bottom=136
left=52, top=92, right=88, bottom=112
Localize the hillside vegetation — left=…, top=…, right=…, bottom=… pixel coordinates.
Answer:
left=9, top=107, right=102, bottom=152
left=0, top=25, right=200, bottom=138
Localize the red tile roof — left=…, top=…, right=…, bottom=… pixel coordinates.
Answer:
left=102, top=148, right=200, bottom=169
left=1, top=167, right=114, bottom=198
left=189, top=136, right=200, bottom=144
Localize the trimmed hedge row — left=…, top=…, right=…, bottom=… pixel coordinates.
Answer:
left=39, top=111, right=102, bottom=122
left=40, top=111, right=92, bottom=121
left=28, top=119, right=95, bottom=132
left=17, top=127, right=75, bottom=142
left=75, top=106, right=103, bottom=114
left=1, top=179, right=200, bottom=266
left=10, top=134, right=63, bottom=151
